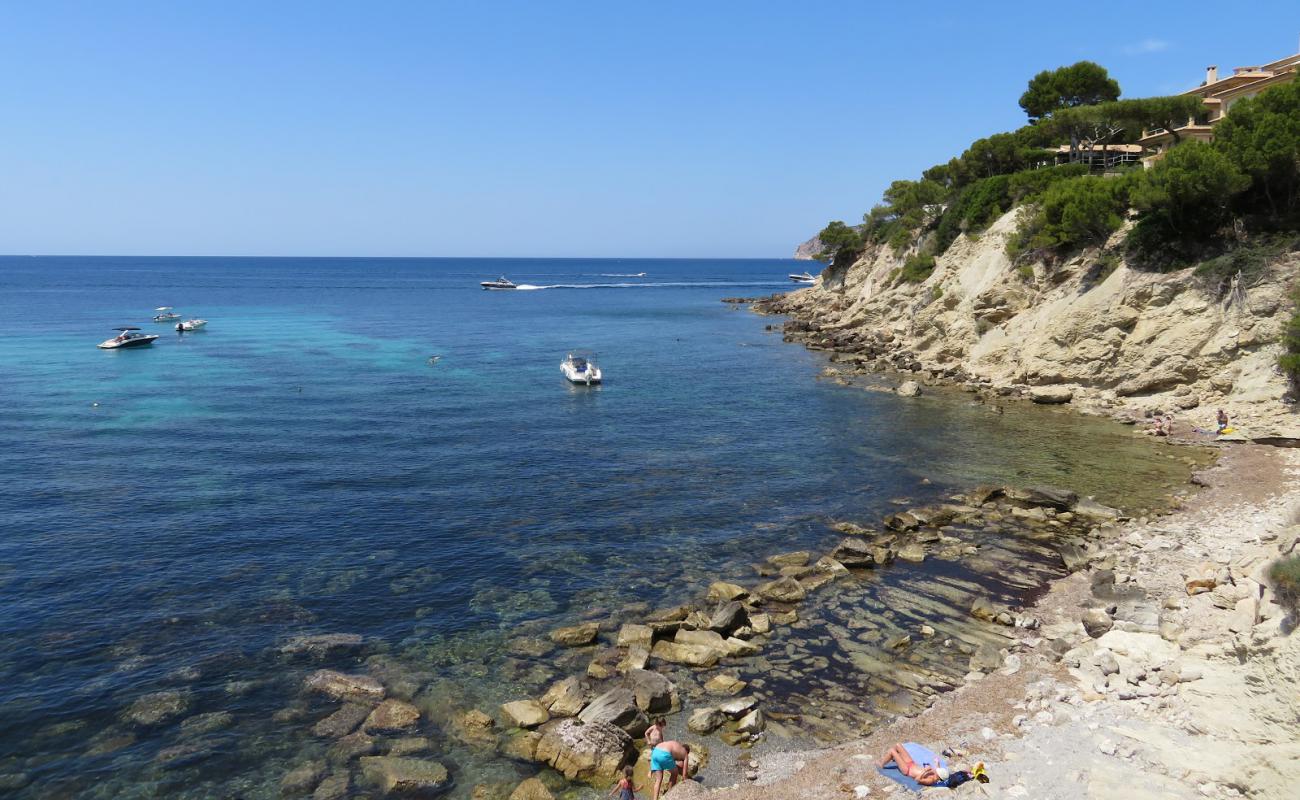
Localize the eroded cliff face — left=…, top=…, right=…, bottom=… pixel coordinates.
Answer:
left=768, top=209, right=1300, bottom=437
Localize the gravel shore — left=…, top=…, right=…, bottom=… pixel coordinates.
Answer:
left=672, top=443, right=1300, bottom=800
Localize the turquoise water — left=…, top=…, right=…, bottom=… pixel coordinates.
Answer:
left=0, top=256, right=1194, bottom=798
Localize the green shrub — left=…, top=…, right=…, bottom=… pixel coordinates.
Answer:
left=1018, top=175, right=1127, bottom=254
left=931, top=285, right=944, bottom=301
left=899, top=253, right=936, bottom=283
left=1279, top=286, right=1300, bottom=385
left=1016, top=264, right=1036, bottom=281
left=1126, top=141, right=1251, bottom=269
left=1268, top=554, right=1300, bottom=611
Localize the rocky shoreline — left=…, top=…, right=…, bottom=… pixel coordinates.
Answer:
left=169, top=476, right=1194, bottom=800
left=671, top=442, right=1300, bottom=800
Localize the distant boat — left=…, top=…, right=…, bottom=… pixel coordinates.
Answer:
left=153, top=306, right=181, bottom=322
left=789, top=272, right=816, bottom=284
left=176, top=319, right=207, bottom=331
left=98, top=327, right=159, bottom=349
left=561, top=351, right=602, bottom=385
left=480, top=276, right=516, bottom=290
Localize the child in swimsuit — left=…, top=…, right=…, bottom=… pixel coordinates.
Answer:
left=608, top=765, right=639, bottom=800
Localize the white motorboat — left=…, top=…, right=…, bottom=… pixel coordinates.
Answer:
left=480, top=276, right=516, bottom=290
left=176, top=319, right=207, bottom=331
left=561, top=351, right=602, bottom=385
left=153, top=306, right=181, bottom=322
left=98, top=327, right=159, bottom=349
left=789, top=272, right=816, bottom=284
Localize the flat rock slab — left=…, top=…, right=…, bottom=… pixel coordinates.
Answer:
left=550, top=623, right=599, bottom=647
left=359, top=756, right=451, bottom=796
left=305, top=670, right=385, bottom=703
left=363, top=699, right=421, bottom=734
left=500, top=700, right=550, bottom=729
left=314, top=704, right=371, bottom=738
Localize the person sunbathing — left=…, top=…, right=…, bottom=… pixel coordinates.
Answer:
left=880, top=742, right=948, bottom=786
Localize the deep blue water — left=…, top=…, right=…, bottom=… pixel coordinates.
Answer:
left=0, top=256, right=1192, bottom=798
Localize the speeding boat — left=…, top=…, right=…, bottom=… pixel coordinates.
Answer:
left=97, top=327, right=159, bottom=349
left=176, top=319, right=207, bottom=331
left=561, top=351, right=602, bottom=385
left=153, top=306, right=181, bottom=322
left=480, top=276, right=516, bottom=290
left=789, top=272, right=816, bottom=284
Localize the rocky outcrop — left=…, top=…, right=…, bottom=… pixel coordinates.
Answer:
left=533, top=718, right=635, bottom=784
left=793, top=236, right=824, bottom=261
left=765, top=210, right=1299, bottom=437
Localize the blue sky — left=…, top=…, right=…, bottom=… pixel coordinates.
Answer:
left=1, top=1, right=1296, bottom=257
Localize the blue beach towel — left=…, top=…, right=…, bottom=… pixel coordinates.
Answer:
left=876, top=743, right=948, bottom=793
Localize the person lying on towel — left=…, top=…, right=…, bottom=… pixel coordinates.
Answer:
left=880, top=742, right=948, bottom=785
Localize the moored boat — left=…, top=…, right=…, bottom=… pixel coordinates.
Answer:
left=98, top=327, right=159, bottom=349
left=561, top=351, right=602, bottom=385
left=153, top=306, right=181, bottom=322
left=176, top=319, right=207, bottom=331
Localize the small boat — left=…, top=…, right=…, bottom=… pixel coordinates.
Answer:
left=176, top=319, right=207, bottom=331
left=98, top=327, right=159, bottom=349
left=153, top=306, right=181, bottom=322
left=561, top=351, right=602, bottom=385
left=789, top=272, right=816, bottom=284
left=480, top=276, right=516, bottom=290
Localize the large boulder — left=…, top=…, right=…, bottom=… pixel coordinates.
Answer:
left=363, top=699, right=421, bottom=734
left=706, top=601, right=747, bottom=634
left=706, top=582, right=749, bottom=603
left=577, top=689, right=648, bottom=737
left=549, top=623, right=599, bottom=647
left=534, top=718, right=635, bottom=785
left=622, top=670, right=676, bottom=714
left=616, top=624, right=653, bottom=648
left=359, top=757, right=452, bottom=796
left=650, top=640, right=719, bottom=668
left=897, top=380, right=922, bottom=397
left=1030, top=386, right=1073, bottom=404
left=500, top=700, right=550, bottom=729
left=304, top=670, right=385, bottom=703
left=539, top=676, right=590, bottom=717
left=756, top=576, right=806, bottom=603
left=1082, top=608, right=1114, bottom=638
left=687, top=707, right=725, bottom=734
left=830, top=537, right=876, bottom=567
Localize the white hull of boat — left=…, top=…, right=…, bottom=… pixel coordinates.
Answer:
left=98, top=334, right=159, bottom=349
left=561, top=362, right=601, bottom=384
left=178, top=319, right=207, bottom=331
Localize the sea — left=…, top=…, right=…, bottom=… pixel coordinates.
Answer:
left=0, top=256, right=1199, bottom=798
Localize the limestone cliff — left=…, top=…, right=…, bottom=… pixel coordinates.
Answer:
left=768, top=209, right=1300, bottom=437
left=793, top=234, right=823, bottom=260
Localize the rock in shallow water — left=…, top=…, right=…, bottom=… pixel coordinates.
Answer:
left=756, top=576, right=806, bottom=603
left=122, top=690, right=193, bottom=727
left=577, top=688, right=648, bottom=737
left=500, top=700, right=550, bottom=729
left=360, top=756, right=452, bottom=796
left=281, top=760, right=327, bottom=796
left=305, top=670, right=385, bottom=702
left=364, top=699, right=421, bottom=734
left=533, top=718, right=634, bottom=784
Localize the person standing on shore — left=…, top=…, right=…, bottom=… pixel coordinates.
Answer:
left=1217, top=409, right=1229, bottom=433
left=649, top=740, right=690, bottom=800
left=645, top=716, right=666, bottom=749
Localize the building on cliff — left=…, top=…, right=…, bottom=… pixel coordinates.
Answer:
left=1139, top=49, right=1300, bottom=166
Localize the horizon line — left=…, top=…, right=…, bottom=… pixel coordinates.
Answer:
left=0, top=253, right=804, bottom=261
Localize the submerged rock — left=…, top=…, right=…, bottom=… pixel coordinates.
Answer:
left=508, top=777, right=555, bottom=800
left=178, top=710, right=234, bottom=738
left=315, top=704, right=372, bottom=738
left=360, top=756, right=452, bottom=796
left=304, top=670, right=385, bottom=702
left=122, top=690, right=193, bottom=727
left=363, top=699, right=421, bottom=734
left=281, top=760, right=327, bottom=796
left=279, top=633, right=364, bottom=658
left=1005, top=485, right=1078, bottom=510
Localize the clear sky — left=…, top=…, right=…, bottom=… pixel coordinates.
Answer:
left=2, top=1, right=1297, bottom=257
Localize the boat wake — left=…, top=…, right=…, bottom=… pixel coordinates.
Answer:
left=512, top=281, right=786, bottom=291
left=597, top=273, right=648, bottom=277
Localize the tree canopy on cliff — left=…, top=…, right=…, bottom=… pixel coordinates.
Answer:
left=1019, top=61, right=1121, bottom=122
left=814, top=221, right=864, bottom=268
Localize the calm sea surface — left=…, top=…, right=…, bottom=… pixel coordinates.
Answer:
left=0, top=257, right=1194, bottom=798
